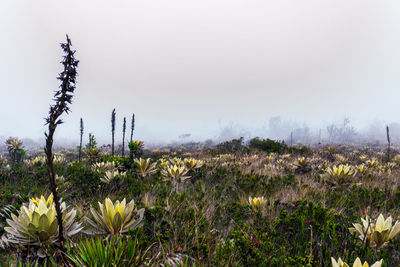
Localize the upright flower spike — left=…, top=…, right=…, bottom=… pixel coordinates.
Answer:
left=111, top=108, right=116, bottom=156
left=79, top=118, right=84, bottom=161
left=44, top=35, right=79, bottom=250
left=130, top=113, right=135, bottom=142
left=122, top=117, right=126, bottom=157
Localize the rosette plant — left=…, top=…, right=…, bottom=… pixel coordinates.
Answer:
left=100, top=170, right=126, bottom=184
left=331, top=257, right=382, bottom=267
left=248, top=196, right=267, bottom=210
left=134, top=158, right=157, bottom=178
left=4, top=194, right=82, bottom=246
left=85, top=198, right=144, bottom=236
left=324, top=164, right=355, bottom=186
left=183, top=158, right=204, bottom=170
left=161, top=165, right=190, bottom=182
left=349, top=214, right=400, bottom=248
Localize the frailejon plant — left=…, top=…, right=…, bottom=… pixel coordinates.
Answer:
left=331, top=257, right=382, bottom=267
left=183, top=158, right=204, bottom=171
left=248, top=196, right=267, bottom=210
left=324, top=164, right=355, bottom=186
left=134, top=158, right=157, bottom=178
left=170, top=157, right=184, bottom=166
left=4, top=194, right=82, bottom=246
left=92, top=161, right=116, bottom=173
left=100, top=170, right=127, bottom=184
left=84, top=198, right=144, bottom=236
left=5, top=137, right=25, bottom=164
left=296, top=157, right=311, bottom=173
left=161, top=165, right=190, bottom=182
left=25, top=156, right=46, bottom=167
left=161, top=164, right=190, bottom=192
left=0, top=204, right=18, bottom=250
left=349, top=214, right=400, bottom=248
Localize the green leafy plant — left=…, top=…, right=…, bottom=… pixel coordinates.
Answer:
left=129, top=140, right=144, bottom=160
left=331, top=257, right=382, bottom=267
left=4, top=194, right=82, bottom=246
left=100, top=170, right=126, bottom=184
left=249, top=137, right=287, bottom=153
left=324, top=164, right=355, bottom=186
left=349, top=214, right=400, bottom=248
left=183, top=158, right=204, bottom=171
left=85, top=198, right=144, bottom=236
left=134, top=158, right=157, bottom=178
left=67, top=235, right=151, bottom=267
left=248, top=196, right=267, bottom=210
left=6, top=137, right=25, bottom=164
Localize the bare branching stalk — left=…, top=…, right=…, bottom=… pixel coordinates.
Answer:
left=111, top=108, right=116, bottom=156
left=386, top=125, right=391, bottom=161
left=44, top=35, right=79, bottom=251
left=130, top=113, right=135, bottom=142
left=79, top=118, right=84, bottom=161
left=122, top=117, right=126, bottom=157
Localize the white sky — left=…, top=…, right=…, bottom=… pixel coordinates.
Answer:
left=1, top=0, right=400, bottom=143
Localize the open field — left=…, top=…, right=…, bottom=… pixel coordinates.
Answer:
left=1, top=137, right=400, bottom=266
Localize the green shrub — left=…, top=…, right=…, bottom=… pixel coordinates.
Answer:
left=249, top=138, right=287, bottom=154
left=215, top=137, right=249, bottom=154
left=66, top=161, right=101, bottom=197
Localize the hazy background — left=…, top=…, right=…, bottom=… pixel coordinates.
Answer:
left=1, top=0, right=400, bottom=146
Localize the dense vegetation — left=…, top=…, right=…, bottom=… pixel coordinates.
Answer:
left=1, top=137, right=400, bottom=266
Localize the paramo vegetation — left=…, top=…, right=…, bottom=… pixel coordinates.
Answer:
left=2, top=37, right=400, bottom=266
left=3, top=135, right=400, bottom=266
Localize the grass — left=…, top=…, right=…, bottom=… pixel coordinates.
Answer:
left=0, top=142, right=400, bottom=266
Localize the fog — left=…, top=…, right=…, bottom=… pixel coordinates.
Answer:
left=1, top=1, right=400, bottom=147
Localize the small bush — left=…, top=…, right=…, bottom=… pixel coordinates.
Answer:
left=249, top=138, right=287, bottom=154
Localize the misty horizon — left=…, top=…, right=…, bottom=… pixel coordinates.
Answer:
left=1, top=116, right=400, bottom=151
left=1, top=1, right=400, bottom=145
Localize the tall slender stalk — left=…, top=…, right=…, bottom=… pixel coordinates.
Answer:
left=79, top=118, right=84, bottom=161
left=386, top=125, right=391, bottom=161
left=44, top=35, right=79, bottom=251
left=111, top=108, right=116, bottom=156
left=130, top=113, right=135, bottom=142
left=122, top=117, right=126, bottom=157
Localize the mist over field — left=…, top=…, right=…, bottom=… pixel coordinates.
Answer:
left=1, top=0, right=400, bottom=147
left=4, top=2, right=400, bottom=265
